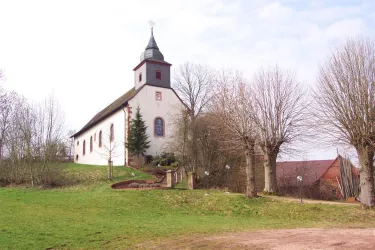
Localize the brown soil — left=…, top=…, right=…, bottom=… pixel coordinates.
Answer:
left=142, top=228, right=375, bottom=249
left=111, top=179, right=167, bottom=190
left=262, top=195, right=360, bottom=206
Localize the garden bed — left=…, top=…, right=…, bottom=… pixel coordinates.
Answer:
left=111, top=179, right=169, bottom=190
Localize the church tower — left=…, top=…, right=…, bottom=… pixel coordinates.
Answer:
left=133, top=27, right=172, bottom=90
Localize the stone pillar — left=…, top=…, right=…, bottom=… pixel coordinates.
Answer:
left=166, top=170, right=176, bottom=188
left=188, top=172, right=196, bottom=190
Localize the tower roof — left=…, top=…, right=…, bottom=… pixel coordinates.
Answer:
left=145, top=28, right=159, bottom=50
left=140, top=27, right=164, bottom=61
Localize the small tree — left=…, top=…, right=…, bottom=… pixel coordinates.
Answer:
left=126, top=106, right=150, bottom=162
left=99, top=129, right=119, bottom=180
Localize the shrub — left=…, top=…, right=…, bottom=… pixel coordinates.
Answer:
left=0, top=161, right=72, bottom=187
left=151, top=152, right=178, bottom=167
left=129, top=183, right=140, bottom=188
left=145, top=155, right=153, bottom=164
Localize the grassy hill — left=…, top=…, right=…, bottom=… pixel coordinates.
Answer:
left=1, top=163, right=375, bottom=249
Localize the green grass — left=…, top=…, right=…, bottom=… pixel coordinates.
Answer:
left=59, top=162, right=154, bottom=188
left=1, top=163, right=375, bottom=249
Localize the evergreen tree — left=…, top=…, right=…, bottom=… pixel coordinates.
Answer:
left=126, top=106, right=150, bottom=157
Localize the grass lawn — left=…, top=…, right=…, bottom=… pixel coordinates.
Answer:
left=59, top=162, right=154, bottom=188
left=1, top=163, right=375, bottom=249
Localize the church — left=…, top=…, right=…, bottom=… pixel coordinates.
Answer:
left=72, top=27, right=185, bottom=166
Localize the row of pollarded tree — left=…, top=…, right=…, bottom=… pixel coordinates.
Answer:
left=171, top=37, right=375, bottom=208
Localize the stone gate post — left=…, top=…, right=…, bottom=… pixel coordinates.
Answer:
left=188, top=172, right=196, bottom=190
left=166, top=170, right=176, bottom=188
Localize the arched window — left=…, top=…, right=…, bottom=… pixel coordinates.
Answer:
left=90, top=136, right=93, bottom=152
left=94, top=133, right=96, bottom=142
left=110, top=124, right=114, bottom=142
left=154, top=117, right=164, bottom=137
left=83, top=140, right=86, bottom=155
left=139, top=72, right=142, bottom=82
left=99, top=131, right=102, bottom=147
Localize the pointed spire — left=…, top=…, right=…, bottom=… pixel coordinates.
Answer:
left=145, top=27, right=159, bottom=50
left=140, top=23, right=164, bottom=61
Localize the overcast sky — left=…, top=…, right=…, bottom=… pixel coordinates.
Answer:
left=1, top=0, right=374, bottom=161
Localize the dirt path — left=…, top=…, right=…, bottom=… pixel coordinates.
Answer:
left=143, top=228, right=375, bottom=249
left=261, top=195, right=360, bottom=206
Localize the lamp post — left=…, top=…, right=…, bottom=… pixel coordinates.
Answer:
left=205, top=171, right=210, bottom=195
left=131, top=172, right=136, bottom=181
left=297, top=175, right=303, bottom=204
left=225, top=165, right=230, bottom=193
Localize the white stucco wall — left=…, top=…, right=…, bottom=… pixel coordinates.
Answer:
left=127, top=85, right=184, bottom=157
left=73, top=109, right=126, bottom=166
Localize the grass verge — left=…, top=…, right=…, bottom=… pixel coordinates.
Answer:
left=1, top=163, right=375, bottom=249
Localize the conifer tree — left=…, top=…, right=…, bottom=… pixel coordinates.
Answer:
left=126, top=106, right=150, bottom=157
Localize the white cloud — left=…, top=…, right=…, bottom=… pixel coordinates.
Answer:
left=0, top=0, right=374, bottom=160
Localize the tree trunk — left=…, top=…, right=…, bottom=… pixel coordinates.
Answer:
left=108, top=160, right=113, bottom=180
left=244, top=142, right=257, bottom=198
left=263, top=152, right=278, bottom=193
left=357, top=147, right=374, bottom=208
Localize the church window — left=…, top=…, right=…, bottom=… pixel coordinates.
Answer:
left=154, top=117, right=164, bottom=137
left=155, top=91, right=162, bottom=101
left=77, top=141, right=79, bottom=146
left=99, top=131, right=102, bottom=147
left=139, top=73, right=142, bottom=82
left=94, top=133, right=96, bottom=142
left=90, top=136, right=93, bottom=152
left=83, top=140, right=86, bottom=156
left=156, top=70, right=161, bottom=80
left=110, top=124, right=114, bottom=142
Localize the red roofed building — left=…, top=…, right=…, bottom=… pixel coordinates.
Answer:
left=277, top=156, right=359, bottom=200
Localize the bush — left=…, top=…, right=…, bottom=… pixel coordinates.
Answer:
left=139, top=183, right=150, bottom=188
left=145, top=155, right=153, bottom=164
left=129, top=183, right=140, bottom=188
left=151, top=152, right=178, bottom=167
left=0, top=161, right=72, bottom=187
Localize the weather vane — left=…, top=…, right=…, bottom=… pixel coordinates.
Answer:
left=149, top=20, right=155, bottom=29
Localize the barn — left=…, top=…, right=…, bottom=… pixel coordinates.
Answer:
left=277, top=155, right=360, bottom=200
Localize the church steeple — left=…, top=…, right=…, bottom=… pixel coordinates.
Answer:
left=134, top=23, right=172, bottom=90
left=146, top=28, right=159, bottom=50
left=140, top=26, right=164, bottom=61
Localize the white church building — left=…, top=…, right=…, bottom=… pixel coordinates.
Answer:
left=72, top=28, right=185, bottom=166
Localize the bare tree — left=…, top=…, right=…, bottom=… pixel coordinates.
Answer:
left=99, top=129, right=119, bottom=179
left=173, top=62, right=216, bottom=117
left=0, top=90, right=13, bottom=159
left=0, top=91, right=67, bottom=187
left=314, top=37, right=375, bottom=207
left=252, top=66, right=307, bottom=193
left=210, top=71, right=258, bottom=198
left=172, top=62, right=216, bottom=172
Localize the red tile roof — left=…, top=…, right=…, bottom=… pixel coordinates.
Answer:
left=277, top=159, right=336, bottom=187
